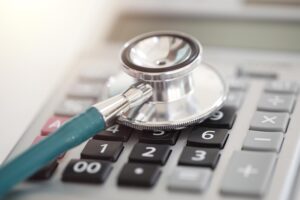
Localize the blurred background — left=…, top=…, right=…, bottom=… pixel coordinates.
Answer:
left=0, top=0, right=116, bottom=163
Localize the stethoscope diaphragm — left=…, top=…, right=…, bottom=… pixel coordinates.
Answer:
left=117, top=31, right=228, bottom=130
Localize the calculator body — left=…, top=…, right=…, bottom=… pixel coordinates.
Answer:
left=4, top=1, right=300, bottom=200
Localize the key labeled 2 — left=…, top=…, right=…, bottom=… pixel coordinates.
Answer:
left=178, top=147, right=220, bottom=169
left=129, top=143, right=171, bottom=165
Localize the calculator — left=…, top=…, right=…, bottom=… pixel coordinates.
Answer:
left=4, top=8, right=300, bottom=200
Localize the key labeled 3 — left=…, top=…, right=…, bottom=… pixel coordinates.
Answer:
left=179, top=146, right=220, bottom=169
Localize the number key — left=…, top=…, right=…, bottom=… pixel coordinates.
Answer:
left=202, top=107, right=236, bottom=129
left=129, top=143, right=171, bottom=165
left=178, top=147, right=220, bottom=169
left=138, top=130, right=180, bottom=145
left=94, top=124, right=132, bottom=142
left=187, top=127, right=229, bottom=149
left=62, top=159, right=112, bottom=183
left=81, top=139, right=124, bottom=162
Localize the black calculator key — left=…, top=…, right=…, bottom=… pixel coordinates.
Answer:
left=62, top=159, right=112, bottom=184
left=81, top=139, right=123, bottom=162
left=28, top=161, right=58, bottom=181
left=187, top=127, right=229, bottom=149
left=129, top=143, right=171, bottom=165
left=202, top=107, right=237, bottom=129
left=118, top=163, right=161, bottom=187
left=94, top=124, right=132, bottom=142
left=178, top=147, right=220, bottom=169
left=138, top=130, right=180, bottom=145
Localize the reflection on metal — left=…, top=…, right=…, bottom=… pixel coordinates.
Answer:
left=118, top=31, right=228, bottom=130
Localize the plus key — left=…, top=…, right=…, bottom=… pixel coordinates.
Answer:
left=220, top=151, right=277, bottom=197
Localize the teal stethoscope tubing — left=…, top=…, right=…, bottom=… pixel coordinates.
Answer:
left=0, top=107, right=105, bottom=198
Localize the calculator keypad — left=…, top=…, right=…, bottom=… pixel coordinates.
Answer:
left=219, top=80, right=296, bottom=198
left=27, top=65, right=300, bottom=199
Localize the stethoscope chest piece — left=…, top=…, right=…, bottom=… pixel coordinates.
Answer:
left=118, top=31, right=228, bottom=130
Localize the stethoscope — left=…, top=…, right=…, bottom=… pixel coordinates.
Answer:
left=0, top=31, right=227, bottom=197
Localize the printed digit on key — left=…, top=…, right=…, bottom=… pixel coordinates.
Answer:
left=106, top=124, right=119, bottom=134
left=210, top=111, right=224, bottom=121
left=73, top=161, right=101, bottom=174
left=142, top=147, right=156, bottom=158
left=191, top=150, right=206, bottom=161
left=152, top=130, right=165, bottom=136
left=202, top=131, right=215, bottom=140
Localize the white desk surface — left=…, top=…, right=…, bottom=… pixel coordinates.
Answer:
left=0, top=0, right=116, bottom=164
